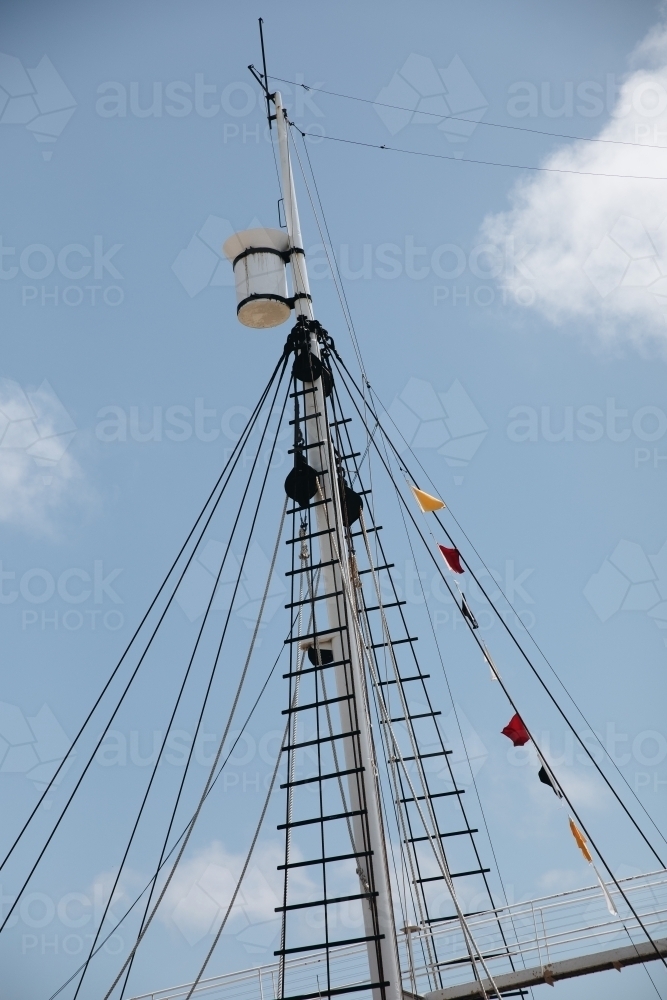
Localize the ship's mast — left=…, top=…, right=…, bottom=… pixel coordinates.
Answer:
left=273, top=91, right=403, bottom=1000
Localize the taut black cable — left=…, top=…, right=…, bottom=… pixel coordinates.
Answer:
left=0, top=354, right=290, bottom=936
left=292, top=123, right=667, bottom=182
left=46, top=618, right=296, bottom=1000
left=272, top=73, right=667, bottom=151
left=0, top=353, right=286, bottom=877
left=334, top=349, right=667, bottom=871
left=331, top=354, right=667, bottom=973
left=101, top=369, right=293, bottom=997
left=118, top=389, right=291, bottom=997
left=72, top=359, right=291, bottom=998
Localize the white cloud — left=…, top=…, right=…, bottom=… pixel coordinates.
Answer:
left=160, top=840, right=317, bottom=949
left=480, top=21, right=667, bottom=349
left=0, top=378, right=86, bottom=534
left=537, top=867, right=587, bottom=893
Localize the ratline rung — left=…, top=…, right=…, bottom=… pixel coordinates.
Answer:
left=289, top=412, right=321, bottom=425
left=286, top=498, right=330, bottom=515
left=275, top=890, right=377, bottom=912
left=339, top=451, right=361, bottom=461
left=383, top=710, right=442, bottom=724
left=284, top=589, right=344, bottom=609
left=288, top=441, right=326, bottom=454
left=406, top=828, right=478, bottom=843
left=275, top=933, right=384, bottom=956
left=281, top=766, right=364, bottom=789
left=329, top=418, right=352, bottom=427
left=277, top=807, right=366, bottom=830
left=290, top=387, right=318, bottom=398
left=401, top=749, right=452, bottom=760
left=400, top=789, right=464, bottom=803
left=370, top=637, right=418, bottom=649
left=285, top=527, right=334, bottom=545
left=285, top=559, right=339, bottom=577
left=415, top=867, right=491, bottom=884
left=350, top=525, right=382, bottom=537
left=283, top=657, right=351, bottom=679
left=282, top=693, right=352, bottom=716
left=283, top=729, right=361, bottom=752
left=358, top=563, right=394, bottom=575
left=363, top=600, right=406, bottom=612
left=284, top=625, right=347, bottom=644
left=278, top=849, right=372, bottom=871
left=377, top=674, right=430, bottom=686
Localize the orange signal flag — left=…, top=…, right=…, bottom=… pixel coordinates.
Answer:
left=569, top=818, right=593, bottom=864
left=411, top=486, right=445, bottom=512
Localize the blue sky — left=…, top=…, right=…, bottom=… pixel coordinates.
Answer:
left=2, top=1, right=667, bottom=998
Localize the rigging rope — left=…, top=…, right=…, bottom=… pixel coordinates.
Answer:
left=289, top=89, right=667, bottom=874
left=0, top=353, right=286, bottom=880
left=276, top=133, right=666, bottom=991
left=272, top=73, right=667, bottom=151
left=184, top=717, right=289, bottom=1000
left=334, top=350, right=667, bottom=871
left=292, top=124, right=667, bottom=181
left=0, top=359, right=290, bottom=941
left=330, top=354, right=667, bottom=974
left=76, top=387, right=291, bottom=999
left=310, top=469, right=502, bottom=998
left=47, top=624, right=297, bottom=1000
left=99, top=369, right=293, bottom=999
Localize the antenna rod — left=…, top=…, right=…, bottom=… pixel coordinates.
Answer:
left=259, top=17, right=272, bottom=129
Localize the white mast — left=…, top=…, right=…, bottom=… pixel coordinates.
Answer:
left=274, top=91, right=403, bottom=1000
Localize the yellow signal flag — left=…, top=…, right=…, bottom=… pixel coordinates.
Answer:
left=411, top=486, right=445, bottom=513
left=569, top=818, right=593, bottom=864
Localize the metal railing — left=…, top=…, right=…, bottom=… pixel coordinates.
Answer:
left=129, top=869, right=667, bottom=1000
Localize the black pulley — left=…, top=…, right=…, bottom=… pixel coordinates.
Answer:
left=340, top=481, right=363, bottom=526
left=307, top=645, right=334, bottom=666
left=292, top=349, right=323, bottom=383
left=320, top=365, right=333, bottom=398
left=284, top=452, right=319, bottom=508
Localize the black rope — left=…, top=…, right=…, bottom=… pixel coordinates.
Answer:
left=0, top=355, right=289, bottom=937
left=333, top=349, right=667, bottom=871
left=73, top=358, right=291, bottom=998
left=331, top=354, right=667, bottom=973
left=272, top=73, right=667, bottom=151
left=47, top=617, right=296, bottom=1000
left=118, top=373, right=291, bottom=997
left=292, top=124, right=667, bottom=182
left=0, top=354, right=286, bottom=879
left=100, top=366, right=293, bottom=997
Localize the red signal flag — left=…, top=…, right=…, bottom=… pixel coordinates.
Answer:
left=501, top=713, right=530, bottom=747
left=438, top=545, right=464, bottom=574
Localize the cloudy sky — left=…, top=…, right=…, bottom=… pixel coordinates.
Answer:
left=1, top=1, right=667, bottom=998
